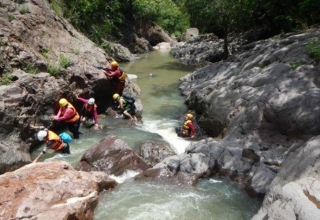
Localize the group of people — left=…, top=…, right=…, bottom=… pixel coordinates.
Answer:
left=30, top=96, right=99, bottom=162
left=31, top=61, right=139, bottom=162
left=31, top=60, right=196, bottom=163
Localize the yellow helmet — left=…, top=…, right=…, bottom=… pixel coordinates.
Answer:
left=186, top=113, right=193, bottom=119
left=111, top=61, right=119, bottom=68
left=59, top=98, right=68, bottom=107
left=113, top=93, right=120, bottom=100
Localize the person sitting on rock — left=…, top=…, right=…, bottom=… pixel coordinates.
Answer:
left=30, top=124, right=70, bottom=163
left=113, top=93, right=137, bottom=121
left=77, top=96, right=99, bottom=128
left=102, top=61, right=126, bottom=95
left=175, top=113, right=195, bottom=138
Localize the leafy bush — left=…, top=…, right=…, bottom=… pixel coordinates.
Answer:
left=306, top=38, right=320, bottom=60
left=133, top=0, right=189, bottom=35
left=56, top=0, right=123, bottom=44
left=50, top=1, right=63, bottom=17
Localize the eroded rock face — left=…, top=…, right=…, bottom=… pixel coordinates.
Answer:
left=0, top=0, right=143, bottom=174
left=75, top=134, right=149, bottom=176
left=252, top=136, right=320, bottom=220
left=174, top=28, right=320, bottom=216
left=0, top=160, right=117, bottom=220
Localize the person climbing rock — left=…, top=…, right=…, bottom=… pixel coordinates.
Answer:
left=102, top=61, right=127, bottom=95
left=30, top=124, right=71, bottom=163
left=175, top=113, right=195, bottom=138
left=53, top=98, right=81, bottom=139
left=113, top=93, right=137, bottom=121
left=77, top=96, right=99, bottom=128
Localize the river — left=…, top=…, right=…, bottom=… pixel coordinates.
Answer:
left=31, top=49, right=262, bottom=219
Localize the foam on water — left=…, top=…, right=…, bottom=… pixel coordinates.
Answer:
left=109, top=170, right=140, bottom=184
left=139, top=119, right=191, bottom=154
left=209, top=179, right=223, bottom=183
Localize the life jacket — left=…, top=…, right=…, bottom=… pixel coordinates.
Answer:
left=182, top=120, right=192, bottom=136
left=45, top=130, right=65, bottom=151
left=61, top=103, right=80, bottom=123
left=83, top=103, right=97, bottom=116
left=118, top=68, right=127, bottom=83
left=122, top=97, right=134, bottom=109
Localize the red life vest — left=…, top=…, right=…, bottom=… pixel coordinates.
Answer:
left=45, top=130, right=64, bottom=151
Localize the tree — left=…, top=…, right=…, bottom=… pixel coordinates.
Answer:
left=184, top=0, right=254, bottom=59
left=132, top=0, right=189, bottom=36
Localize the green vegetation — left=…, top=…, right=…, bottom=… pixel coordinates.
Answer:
left=8, top=14, right=15, bottom=21
left=50, top=1, right=63, bottom=17
left=133, top=0, right=189, bottom=37
left=59, top=54, right=71, bottom=68
left=1, top=74, right=13, bottom=85
left=14, top=0, right=26, bottom=3
left=0, top=38, right=5, bottom=46
left=47, top=64, right=60, bottom=77
left=290, top=60, right=302, bottom=69
left=306, top=38, right=320, bottom=61
left=50, top=0, right=189, bottom=45
left=183, top=0, right=320, bottom=35
left=40, top=48, right=49, bottom=60
left=47, top=0, right=319, bottom=58
left=21, top=62, right=38, bottom=75
left=19, top=5, right=29, bottom=14
left=100, top=42, right=111, bottom=53
left=71, top=49, right=80, bottom=55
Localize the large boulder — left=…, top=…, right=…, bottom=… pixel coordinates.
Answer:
left=182, top=27, right=199, bottom=41
left=136, top=140, right=176, bottom=167
left=0, top=160, right=117, bottom=220
left=135, top=148, right=211, bottom=187
left=75, top=134, right=149, bottom=176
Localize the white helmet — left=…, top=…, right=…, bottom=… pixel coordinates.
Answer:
left=88, top=98, right=95, bottom=105
left=37, top=130, right=47, bottom=141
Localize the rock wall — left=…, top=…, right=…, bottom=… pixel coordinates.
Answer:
left=175, top=28, right=320, bottom=218
left=0, top=0, right=141, bottom=174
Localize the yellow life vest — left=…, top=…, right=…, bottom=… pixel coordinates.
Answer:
left=45, top=130, right=64, bottom=151
left=182, top=120, right=191, bottom=132
left=118, top=71, right=127, bottom=82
